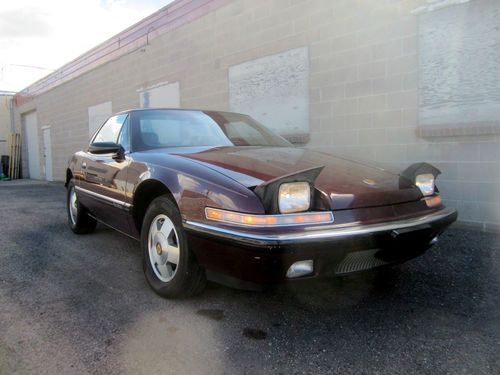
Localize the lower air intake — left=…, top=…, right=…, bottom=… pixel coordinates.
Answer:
left=335, top=249, right=388, bottom=275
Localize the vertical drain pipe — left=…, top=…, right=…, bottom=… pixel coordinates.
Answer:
left=8, top=96, right=16, bottom=179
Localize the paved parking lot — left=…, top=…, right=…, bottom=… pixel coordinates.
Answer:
left=0, top=181, right=498, bottom=374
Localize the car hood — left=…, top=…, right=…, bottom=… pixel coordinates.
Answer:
left=173, top=146, right=421, bottom=210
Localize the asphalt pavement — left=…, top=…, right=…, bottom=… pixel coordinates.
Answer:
left=0, top=181, right=498, bottom=374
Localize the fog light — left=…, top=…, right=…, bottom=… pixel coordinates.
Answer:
left=430, top=236, right=439, bottom=245
left=286, top=260, right=314, bottom=278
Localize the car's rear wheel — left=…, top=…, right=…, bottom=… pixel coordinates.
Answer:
left=67, top=180, right=97, bottom=234
left=141, top=196, right=206, bottom=298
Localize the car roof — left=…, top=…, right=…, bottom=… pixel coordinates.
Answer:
left=115, top=108, right=249, bottom=116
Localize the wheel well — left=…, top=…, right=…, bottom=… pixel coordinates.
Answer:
left=65, top=169, right=73, bottom=187
left=133, top=180, right=176, bottom=233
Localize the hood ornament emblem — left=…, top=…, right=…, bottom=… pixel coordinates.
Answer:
left=362, top=178, right=376, bottom=186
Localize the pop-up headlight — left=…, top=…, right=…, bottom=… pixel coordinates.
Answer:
left=278, top=182, right=310, bottom=214
left=401, top=163, right=440, bottom=198
left=415, top=173, right=435, bottom=196
left=253, top=166, right=324, bottom=215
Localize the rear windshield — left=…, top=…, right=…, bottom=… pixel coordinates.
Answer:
left=131, top=110, right=291, bottom=151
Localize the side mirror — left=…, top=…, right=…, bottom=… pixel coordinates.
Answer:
left=88, top=142, right=123, bottom=155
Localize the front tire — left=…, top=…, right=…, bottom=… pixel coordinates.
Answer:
left=67, top=180, right=97, bottom=234
left=141, top=196, right=206, bottom=298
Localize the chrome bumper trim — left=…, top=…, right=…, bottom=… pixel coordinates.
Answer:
left=184, top=207, right=457, bottom=246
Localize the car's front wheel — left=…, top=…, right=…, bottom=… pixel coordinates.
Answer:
left=141, top=196, right=206, bottom=298
left=67, top=180, right=97, bottom=234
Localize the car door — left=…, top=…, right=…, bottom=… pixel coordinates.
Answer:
left=77, top=114, right=132, bottom=233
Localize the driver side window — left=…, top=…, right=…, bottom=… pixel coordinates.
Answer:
left=117, top=116, right=130, bottom=151
left=93, top=114, right=128, bottom=144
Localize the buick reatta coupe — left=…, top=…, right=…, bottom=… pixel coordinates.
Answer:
left=66, top=109, right=457, bottom=297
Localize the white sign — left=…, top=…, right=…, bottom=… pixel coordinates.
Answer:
left=139, top=82, right=180, bottom=109
left=229, top=47, right=310, bottom=140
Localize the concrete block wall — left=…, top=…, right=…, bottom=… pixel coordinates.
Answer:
left=14, top=0, right=500, bottom=230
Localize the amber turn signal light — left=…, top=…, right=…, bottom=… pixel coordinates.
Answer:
left=424, top=195, right=442, bottom=208
left=205, top=208, right=333, bottom=227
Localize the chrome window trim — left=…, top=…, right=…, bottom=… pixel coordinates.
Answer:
left=184, top=207, right=457, bottom=246
left=75, top=186, right=131, bottom=210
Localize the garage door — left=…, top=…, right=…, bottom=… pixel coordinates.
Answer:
left=22, top=111, right=41, bottom=180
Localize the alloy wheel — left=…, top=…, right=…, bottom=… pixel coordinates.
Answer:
left=148, top=214, right=180, bottom=282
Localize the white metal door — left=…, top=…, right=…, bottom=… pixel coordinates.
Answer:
left=42, top=126, right=53, bottom=181
left=23, top=111, right=41, bottom=180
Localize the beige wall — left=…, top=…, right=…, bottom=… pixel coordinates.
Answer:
left=14, top=0, right=500, bottom=230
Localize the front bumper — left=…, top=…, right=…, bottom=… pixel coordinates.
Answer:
left=184, top=207, right=457, bottom=288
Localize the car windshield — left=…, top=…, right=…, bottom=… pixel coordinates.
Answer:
left=131, top=109, right=292, bottom=151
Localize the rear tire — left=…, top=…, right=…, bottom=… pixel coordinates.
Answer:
left=141, top=196, right=206, bottom=298
left=67, top=180, right=97, bottom=234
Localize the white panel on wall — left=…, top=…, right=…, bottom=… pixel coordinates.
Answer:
left=139, top=82, right=180, bottom=109
left=88, top=101, right=112, bottom=139
left=419, top=0, right=500, bottom=126
left=229, top=47, right=310, bottom=142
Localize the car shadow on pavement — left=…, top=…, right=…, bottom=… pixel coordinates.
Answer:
left=193, top=228, right=499, bottom=374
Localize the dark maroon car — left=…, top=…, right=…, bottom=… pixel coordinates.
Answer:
left=66, top=109, right=457, bottom=297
